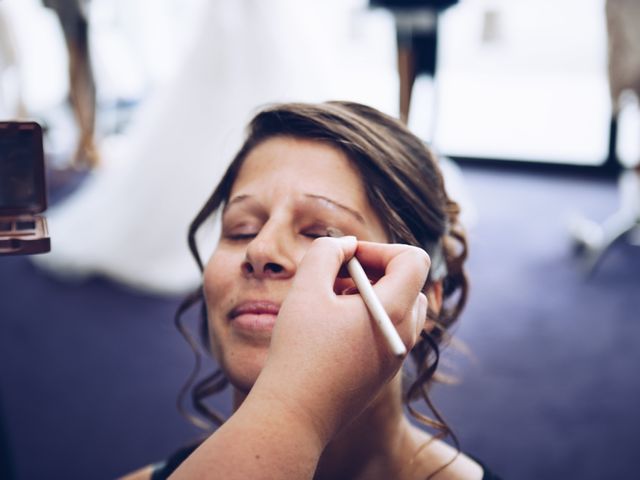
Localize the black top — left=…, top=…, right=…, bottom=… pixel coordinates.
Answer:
left=150, top=443, right=503, bottom=479
left=150, top=443, right=198, bottom=480
left=369, top=0, right=459, bottom=10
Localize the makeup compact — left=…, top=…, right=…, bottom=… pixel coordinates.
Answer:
left=0, top=121, right=50, bottom=256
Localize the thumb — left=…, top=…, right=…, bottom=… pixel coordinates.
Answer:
left=293, top=236, right=357, bottom=295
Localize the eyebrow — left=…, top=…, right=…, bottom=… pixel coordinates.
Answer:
left=224, top=194, right=251, bottom=212
left=303, top=194, right=365, bottom=224
left=224, top=194, right=365, bottom=224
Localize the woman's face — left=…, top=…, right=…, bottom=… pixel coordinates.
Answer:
left=203, top=136, right=388, bottom=392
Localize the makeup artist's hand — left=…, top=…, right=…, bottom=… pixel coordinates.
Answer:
left=252, top=236, right=430, bottom=446
left=172, top=237, right=430, bottom=480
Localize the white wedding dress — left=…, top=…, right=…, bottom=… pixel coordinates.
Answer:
left=34, top=0, right=401, bottom=294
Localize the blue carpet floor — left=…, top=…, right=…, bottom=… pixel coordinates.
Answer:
left=1, top=165, right=639, bottom=479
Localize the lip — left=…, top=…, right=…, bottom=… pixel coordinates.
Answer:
left=229, top=300, right=280, bottom=332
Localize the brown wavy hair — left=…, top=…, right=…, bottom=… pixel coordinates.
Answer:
left=175, top=101, right=469, bottom=466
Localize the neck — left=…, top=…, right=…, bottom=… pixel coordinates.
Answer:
left=233, top=373, right=424, bottom=480
left=316, top=374, right=415, bottom=480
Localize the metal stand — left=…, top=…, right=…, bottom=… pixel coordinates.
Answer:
left=570, top=166, right=640, bottom=272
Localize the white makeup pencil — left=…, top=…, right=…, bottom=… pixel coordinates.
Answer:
left=327, top=228, right=407, bottom=358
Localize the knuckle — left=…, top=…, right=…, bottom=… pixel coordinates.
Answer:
left=415, top=247, right=431, bottom=270
left=404, top=245, right=431, bottom=273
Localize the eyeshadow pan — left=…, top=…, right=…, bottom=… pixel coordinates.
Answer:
left=16, top=220, right=36, bottom=230
left=0, top=121, right=50, bottom=255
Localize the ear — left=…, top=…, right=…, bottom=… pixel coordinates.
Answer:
left=423, top=281, right=443, bottom=332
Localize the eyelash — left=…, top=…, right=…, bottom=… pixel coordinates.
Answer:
left=227, top=233, right=256, bottom=241
left=225, top=229, right=328, bottom=242
left=303, top=231, right=325, bottom=240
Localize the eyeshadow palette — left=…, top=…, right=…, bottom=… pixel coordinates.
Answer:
left=0, top=121, right=50, bottom=255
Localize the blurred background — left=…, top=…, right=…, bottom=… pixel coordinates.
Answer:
left=1, top=0, right=639, bottom=478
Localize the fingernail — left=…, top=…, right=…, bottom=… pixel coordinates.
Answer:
left=422, top=297, right=429, bottom=323
left=418, top=294, right=428, bottom=323
left=339, top=235, right=357, bottom=250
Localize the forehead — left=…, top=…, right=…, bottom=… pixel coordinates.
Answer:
left=230, top=136, right=366, bottom=201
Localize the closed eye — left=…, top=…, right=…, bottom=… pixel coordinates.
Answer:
left=304, top=231, right=327, bottom=239
left=301, top=225, right=331, bottom=240
left=226, top=232, right=257, bottom=241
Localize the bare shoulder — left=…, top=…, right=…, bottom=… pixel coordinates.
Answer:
left=117, top=465, right=155, bottom=480
left=409, top=426, right=484, bottom=480
left=433, top=449, right=484, bottom=480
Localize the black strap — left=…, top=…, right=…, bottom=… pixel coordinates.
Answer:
left=150, top=443, right=200, bottom=480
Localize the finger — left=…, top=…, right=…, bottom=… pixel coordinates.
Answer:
left=352, top=241, right=428, bottom=273
left=293, top=236, right=357, bottom=295
left=414, top=293, right=428, bottom=339
left=355, top=243, right=431, bottom=322
left=401, top=293, right=428, bottom=348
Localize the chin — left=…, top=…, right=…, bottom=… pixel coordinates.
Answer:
left=219, top=345, right=269, bottom=393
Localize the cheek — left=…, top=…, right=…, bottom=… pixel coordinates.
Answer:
left=203, top=250, right=239, bottom=336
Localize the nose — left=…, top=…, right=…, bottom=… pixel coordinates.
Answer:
left=242, top=223, right=297, bottom=279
